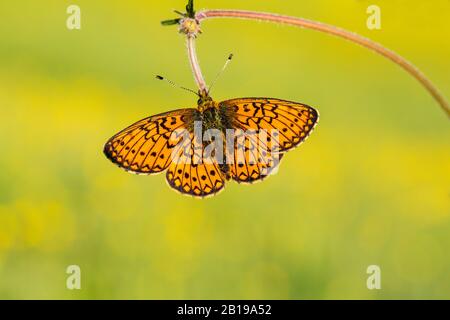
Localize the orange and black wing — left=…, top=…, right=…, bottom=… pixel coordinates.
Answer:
left=219, top=97, right=319, bottom=183
left=165, top=133, right=227, bottom=197
left=103, top=108, right=197, bottom=174
left=225, top=127, right=284, bottom=184
left=104, top=108, right=226, bottom=197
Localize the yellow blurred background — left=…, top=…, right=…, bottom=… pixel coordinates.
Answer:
left=0, top=0, right=449, bottom=299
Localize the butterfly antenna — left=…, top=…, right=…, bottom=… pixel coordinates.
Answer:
left=156, top=75, right=199, bottom=97
left=207, top=53, right=233, bottom=95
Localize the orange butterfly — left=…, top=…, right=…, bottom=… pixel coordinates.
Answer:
left=103, top=92, right=319, bottom=197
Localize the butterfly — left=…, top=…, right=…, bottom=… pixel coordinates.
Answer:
left=103, top=92, right=319, bottom=198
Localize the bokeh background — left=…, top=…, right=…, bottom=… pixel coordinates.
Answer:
left=0, top=0, right=449, bottom=299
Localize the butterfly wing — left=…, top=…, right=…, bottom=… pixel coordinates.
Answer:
left=219, top=97, right=319, bottom=184
left=104, top=108, right=226, bottom=197
left=226, top=127, right=285, bottom=184
left=165, top=130, right=227, bottom=197
left=103, top=108, right=197, bottom=174
left=221, top=98, right=319, bottom=152
left=104, top=98, right=318, bottom=194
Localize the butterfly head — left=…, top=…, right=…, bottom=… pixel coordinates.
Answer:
left=197, top=90, right=214, bottom=111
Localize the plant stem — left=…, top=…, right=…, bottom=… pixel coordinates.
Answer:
left=186, top=35, right=207, bottom=94
left=194, top=9, right=449, bottom=117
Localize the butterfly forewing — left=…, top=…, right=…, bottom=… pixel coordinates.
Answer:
left=103, top=109, right=197, bottom=174
left=219, top=98, right=319, bottom=183
left=221, top=98, right=319, bottom=152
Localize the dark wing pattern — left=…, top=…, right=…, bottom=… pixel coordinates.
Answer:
left=219, top=98, right=319, bottom=183
left=165, top=132, right=227, bottom=197
left=104, top=97, right=319, bottom=196
left=104, top=108, right=227, bottom=197
left=226, top=127, right=284, bottom=184
left=103, top=109, right=197, bottom=174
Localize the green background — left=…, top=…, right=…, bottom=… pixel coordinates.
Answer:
left=0, top=0, right=449, bottom=299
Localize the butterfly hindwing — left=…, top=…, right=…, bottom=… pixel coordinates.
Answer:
left=165, top=131, right=227, bottom=197
left=226, top=127, right=284, bottom=184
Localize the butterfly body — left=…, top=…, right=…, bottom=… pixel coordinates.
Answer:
left=104, top=93, right=319, bottom=198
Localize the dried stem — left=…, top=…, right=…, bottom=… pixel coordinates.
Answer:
left=189, top=9, right=449, bottom=117
left=186, top=35, right=207, bottom=94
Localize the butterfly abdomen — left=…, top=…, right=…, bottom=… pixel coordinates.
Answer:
left=219, top=163, right=231, bottom=181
